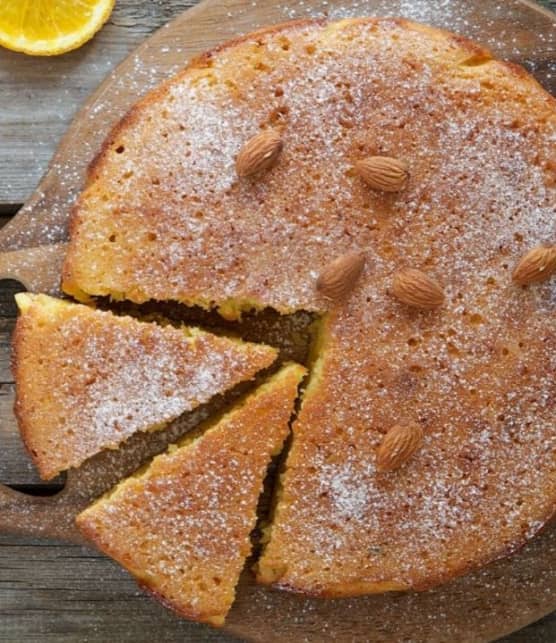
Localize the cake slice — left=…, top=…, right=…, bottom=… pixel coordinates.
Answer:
left=76, top=363, right=305, bottom=626
left=13, top=293, right=277, bottom=480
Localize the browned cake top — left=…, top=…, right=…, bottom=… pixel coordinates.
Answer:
left=13, top=293, right=277, bottom=480
left=76, top=364, right=305, bottom=626
left=63, top=18, right=555, bottom=315
left=63, top=18, right=555, bottom=593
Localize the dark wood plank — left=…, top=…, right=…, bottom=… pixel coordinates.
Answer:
left=503, top=613, right=556, bottom=642
left=0, top=382, right=43, bottom=486
left=0, top=535, right=239, bottom=642
left=0, top=276, right=43, bottom=485
left=0, top=220, right=40, bottom=483
left=2, top=531, right=556, bottom=642
left=0, top=264, right=39, bottom=484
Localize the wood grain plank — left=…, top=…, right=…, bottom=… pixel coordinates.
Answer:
left=1, top=531, right=556, bottom=643
left=0, top=535, right=239, bottom=642
left=504, top=614, right=556, bottom=642
left=0, top=213, right=40, bottom=484
left=0, top=382, right=42, bottom=486
left=0, top=0, right=195, bottom=205
left=0, top=276, right=41, bottom=485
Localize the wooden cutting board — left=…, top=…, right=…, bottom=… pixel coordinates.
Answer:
left=0, top=1, right=554, bottom=640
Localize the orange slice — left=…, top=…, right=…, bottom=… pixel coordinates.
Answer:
left=0, top=0, right=115, bottom=56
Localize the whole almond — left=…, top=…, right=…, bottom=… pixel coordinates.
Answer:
left=392, top=268, right=444, bottom=309
left=376, top=422, right=423, bottom=472
left=512, top=245, right=556, bottom=285
left=236, top=129, right=283, bottom=177
left=355, top=156, right=409, bottom=192
left=316, top=252, right=366, bottom=300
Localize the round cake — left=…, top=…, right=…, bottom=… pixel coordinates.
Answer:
left=62, top=18, right=556, bottom=596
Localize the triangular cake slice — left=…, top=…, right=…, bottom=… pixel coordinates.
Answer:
left=13, top=293, right=277, bottom=480
left=76, top=363, right=305, bottom=626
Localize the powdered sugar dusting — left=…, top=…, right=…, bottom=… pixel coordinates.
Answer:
left=4, top=0, right=553, bottom=257
left=323, top=462, right=371, bottom=521
left=76, top=366, right=300, bottom=622
left=67, top=18, right=555, bottom=318
left=19, top=298, right=275, bottom=477
left=279, top=0, right=554, bottom=69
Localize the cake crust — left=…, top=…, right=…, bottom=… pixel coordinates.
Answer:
left=62, top=18, right=555, bottom=595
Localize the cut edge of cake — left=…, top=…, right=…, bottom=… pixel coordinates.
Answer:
left=256, top=317, right=409, bottom=595
left=12, top=292, right=278, bottom=480
left=76, top=362, right=307, bottom=625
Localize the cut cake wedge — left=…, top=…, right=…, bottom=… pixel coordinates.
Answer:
left=13, top=293, right=277, bottom=480
left=76, top=363, right=306, bottom=626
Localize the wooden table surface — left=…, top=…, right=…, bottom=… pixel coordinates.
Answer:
left=0, top=1, right=555, bottom=640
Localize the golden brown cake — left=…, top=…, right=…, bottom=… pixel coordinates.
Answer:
left=62, top=18, right=555, bottom=595
left=76, top=363, right=305, bottom=626
left=13, top=293, right=277, bottom=480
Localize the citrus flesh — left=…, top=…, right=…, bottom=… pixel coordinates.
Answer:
left=0, top=0, right=115, bottom=56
